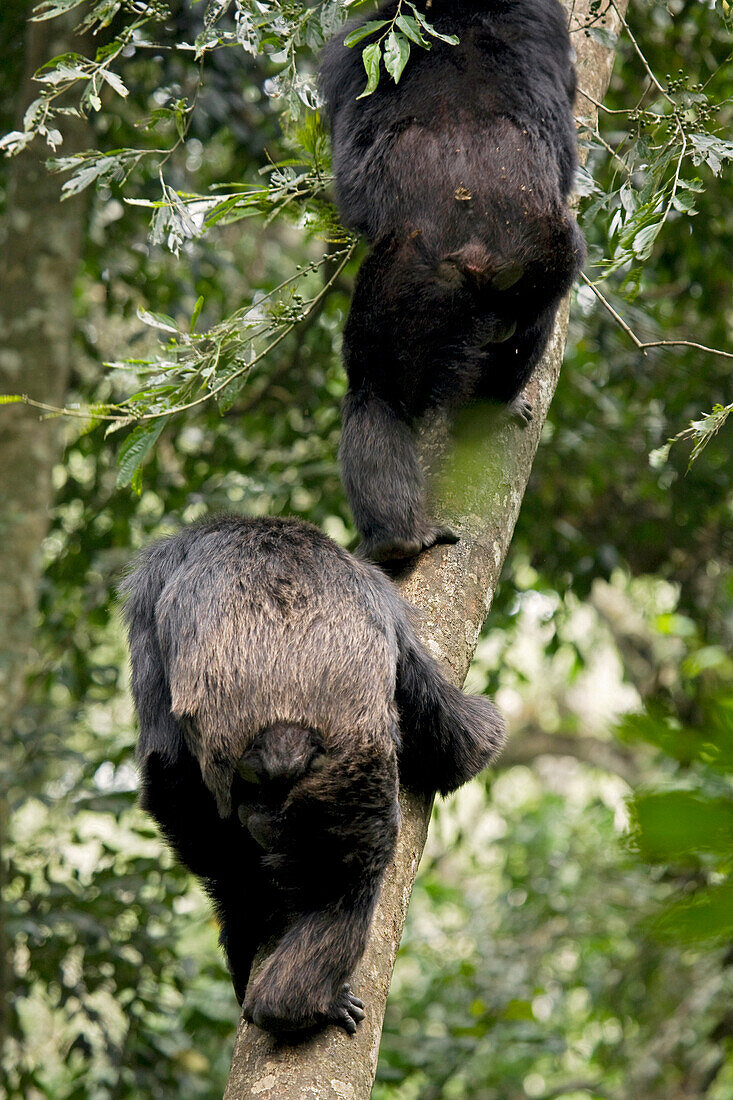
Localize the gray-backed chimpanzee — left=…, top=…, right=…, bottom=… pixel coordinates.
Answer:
left=121, top=516, right=504, bottom=1036
left=320, top=0, right=585, bottom=562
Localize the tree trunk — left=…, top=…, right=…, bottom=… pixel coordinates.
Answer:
left=0, top=9, right=91, bottom=1056
left=224, top=2, right=629, bottom=1094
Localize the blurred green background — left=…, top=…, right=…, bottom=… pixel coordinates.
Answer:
left=1, top=1, right=731, bottom=1097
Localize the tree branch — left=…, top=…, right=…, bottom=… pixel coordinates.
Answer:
left=580, top=272, right=733, bottom=361
left=223, top=3, right=628, bottom=1096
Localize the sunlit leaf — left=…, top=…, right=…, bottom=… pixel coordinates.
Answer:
left=115, top=419, right=166, bottom=488
left=344, top=20, right=388, bottom=48
left=357, top=42, right=382, bottom=99
left=383, top=30, right=410, bottom=84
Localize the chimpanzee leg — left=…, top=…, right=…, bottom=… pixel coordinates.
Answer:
left=475, top=308, right=556, bottom=419
left=140, top=747, right=273, bottom=1005
left=241, top=740, right=400, bottom=1035
left=340, top=242, right=459, bottom=562
left=339, top=389, right=457, bottom=562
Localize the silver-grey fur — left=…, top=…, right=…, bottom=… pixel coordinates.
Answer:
left=120, top=515, right=505, bottom=1035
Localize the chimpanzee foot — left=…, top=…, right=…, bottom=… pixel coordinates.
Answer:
left=508, top=394, right=533, bottom=425
left=362, top=525, right=459, bottom=564
left=326, top=984, right=365, bottom=1035
left=422, top=524, right=459, bottom=552
left=362, top=536, right=424, bottom=563
left=243, top=982, right=365, bottom=1037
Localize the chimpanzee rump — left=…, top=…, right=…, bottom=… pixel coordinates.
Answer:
left=121, top=515, right=504, bottom=1035
left=320, top=0, right=585, bottom=561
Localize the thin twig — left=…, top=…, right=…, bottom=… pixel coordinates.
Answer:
left=156, top=244, right=355, bottom=415
left=578, top=117, right=631, bottom=175
left=658, top=126, right=687, bottom=234
left=577, top=86, right=629, bottom=115
left=580, top=272, right=733, bottom=360
left=608, top=0, right=674, bottom=104
left=4, top=245, right=357, bottom=423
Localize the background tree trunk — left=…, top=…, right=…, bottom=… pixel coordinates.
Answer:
left=0, top=9, right=91, bottom=1057
left=238, top=3, right=627, bottom=1096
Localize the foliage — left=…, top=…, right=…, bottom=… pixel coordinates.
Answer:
left=372, top=586, right=733, bottom=1099
left=342, top=1, right=459, bottom=98
left=95, top=239, right=351, bottom=491
left=1, top=0, right=731, bottom=486
left=652, top=401, right=733, bottom=469
left=625, top=668, right=733, bottom=949
left=2, top=0, right=732, bottom=1096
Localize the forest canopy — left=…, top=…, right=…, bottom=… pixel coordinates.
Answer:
left=0, top=1, right=731, bottom=1097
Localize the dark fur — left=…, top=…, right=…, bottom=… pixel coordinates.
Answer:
left=121, top=516, right=504, bottom=1036
left=320, top=0, right=585, bottom=561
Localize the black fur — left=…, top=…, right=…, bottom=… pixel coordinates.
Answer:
left=320, top=0, right=585, bottom=561
left=121, top=516, right=505, bottom=1035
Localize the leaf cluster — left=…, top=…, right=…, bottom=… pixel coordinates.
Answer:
left=344, top=0, right=458, bottom=98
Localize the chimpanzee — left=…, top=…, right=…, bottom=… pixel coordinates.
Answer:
left=320, top=0, right=585, bottom=561
left=121, top=515, right=504, bottom=1035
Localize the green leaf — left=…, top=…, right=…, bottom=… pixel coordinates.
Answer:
left=396, top=14, right=430, bottom=47
left=190, top=296, right=205, bottom=333
left=104, top=416, right=135, bottom=438
left=116, top=419, right=166, bottom=488
left=430, top=29, right=459, bottom=45
left=653, top=877, right=733, bottom=946
left=408, top=4, right=459, bottom=44
left=574, top=165, right=597, bottom=197
left=137, top=308, right=178, bottom=334
left=320, top=1, right=348, bottom=40
left=31, top=0, right=85, bottom=21
left=174, top=104, right=187, bottom=142
left=204, top=0, right=232, bottom=27
left=383, top=31, right=411, bottom=83
left=678, top=177, right=704, bottom=192
left=344, top=20, right=388, bottom=48
left=100, top=69, right=128, bottom=98
left=0, top=130, right=35, bottom=156
left=630, top=221, right=662, bottom=260
left=633, top=790, right=733, bottom=863
left=23, top=97, right=45, bottom=131
left=216, top=374, right=247, bottom=414
left=78, top=0, right=122, bottom=32
left=672, top=190, right=698, bottom=215
left=59, top=164, right=103, bottom=198
left=689, top=133, right=733, bottom=175
left=357, top=42, right=382, bottom=100
left=34, top=53, right=89, bottom=82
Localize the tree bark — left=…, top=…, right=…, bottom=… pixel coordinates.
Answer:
left=0, top=9, right=91, bottom=1056
left=224, top=4, right=629, bottom=1095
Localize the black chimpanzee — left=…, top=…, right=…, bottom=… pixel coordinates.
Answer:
left=320, top=0, right=585, bottom=562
